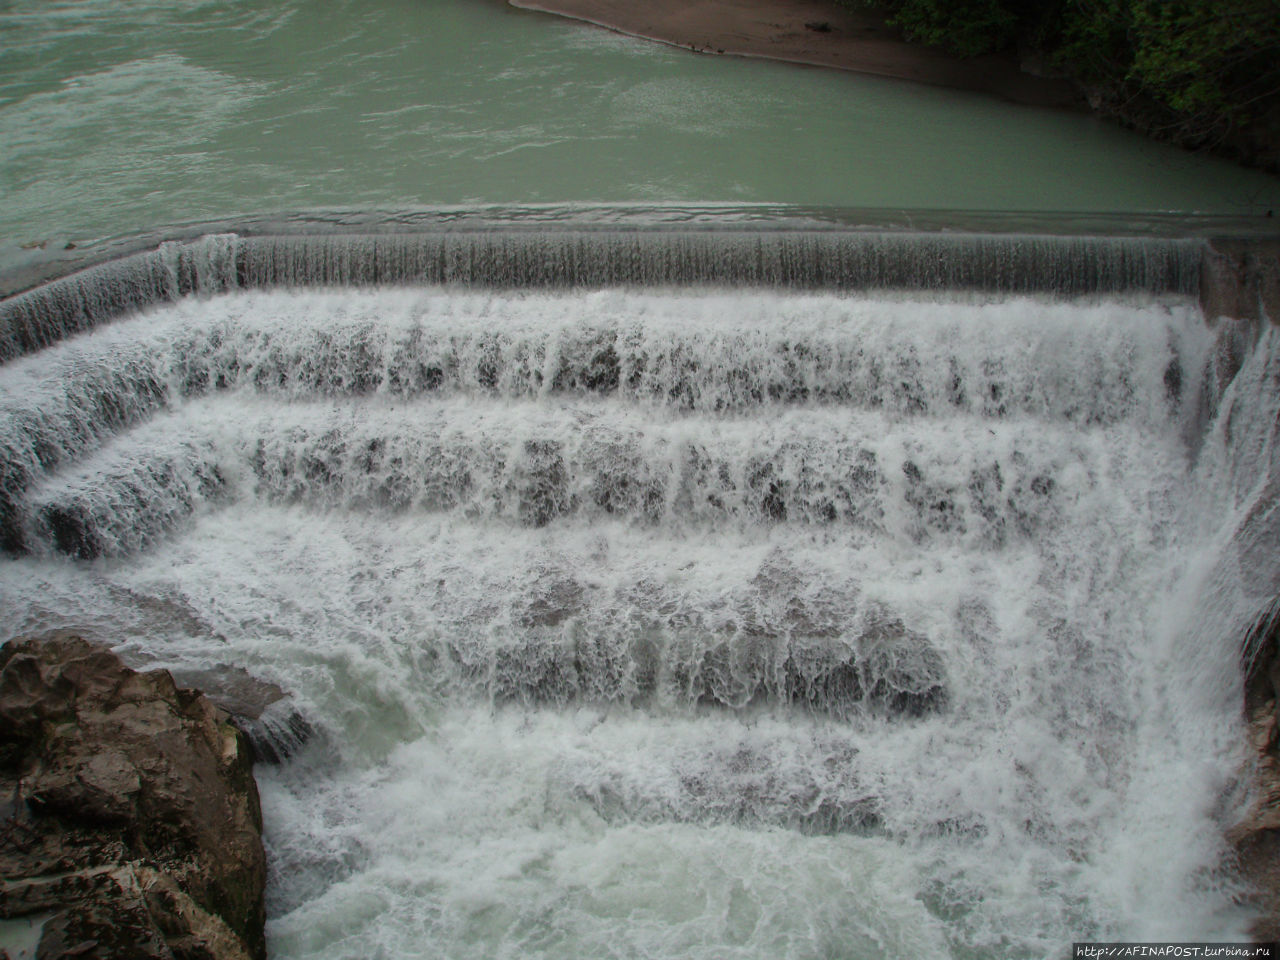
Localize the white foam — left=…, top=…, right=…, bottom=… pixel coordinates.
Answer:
left=0, top=288, right=1266, bottom=955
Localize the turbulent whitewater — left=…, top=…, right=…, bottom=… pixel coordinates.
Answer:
left=2, top=236, right=1277, bottom=957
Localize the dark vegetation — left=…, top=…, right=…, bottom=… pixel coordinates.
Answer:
left=851, top=0, right=1280, bottom=172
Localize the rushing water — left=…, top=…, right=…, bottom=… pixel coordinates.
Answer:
left=2, top=0, right=1279, bottom=262
left=4, top=0, right=1280, bottom=954
left=2, top=233, right=1279, bottom=956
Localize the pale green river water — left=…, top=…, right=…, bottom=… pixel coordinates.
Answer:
left=2, top=0, right=1279, bottom=256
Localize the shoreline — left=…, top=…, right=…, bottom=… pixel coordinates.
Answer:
left=506, top=0, right=1080, bottom=109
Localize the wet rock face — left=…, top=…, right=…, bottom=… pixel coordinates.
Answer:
left=1233, top=617, right=1280, bottom=942
left=0, top=633, right=266, bottom=960
left=1202, top=240, right=1280, bottom=326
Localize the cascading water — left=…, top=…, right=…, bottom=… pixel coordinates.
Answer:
left=1, top=229, right=1276, bottom=958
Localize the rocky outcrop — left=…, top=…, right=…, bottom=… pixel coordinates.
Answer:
left=0, top=633, right=266, bottom=960
left=160, top=664, right=314, bottom=766
left=1232, top=615, right=1280, bottom=941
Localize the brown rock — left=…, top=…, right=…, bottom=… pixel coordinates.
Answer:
left=1232, top=614, right=1280, bottom=941
left=0, top=633, right=266, bottom=960
left=162, top=664, right=315, bottom=765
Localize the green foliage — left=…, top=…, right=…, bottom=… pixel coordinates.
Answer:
left=883, top=0, right=1021, bottom=58
left=1051, top=0, right=1131, bottom=85
left=1127, top=0, right=1280, bottom=120
left=845, top=0, right=1280, bottom=160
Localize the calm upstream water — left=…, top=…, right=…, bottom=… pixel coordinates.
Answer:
left=2, top=0, right=1279, bottom=257
left=3, top=1, right=1280, bottom=958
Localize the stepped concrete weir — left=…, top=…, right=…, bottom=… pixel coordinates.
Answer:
left=2, top=221, right=1279, bottom=953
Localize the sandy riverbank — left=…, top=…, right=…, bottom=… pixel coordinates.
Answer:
left=507, top=0, right=1079, bottom=108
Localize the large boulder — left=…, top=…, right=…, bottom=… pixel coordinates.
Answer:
left=0, top=633, right=266, bottom=960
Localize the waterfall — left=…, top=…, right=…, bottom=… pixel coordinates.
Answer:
left=1, top=229, right=1275, bottom=957
left=0, top=230, right=1204, bottom=363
